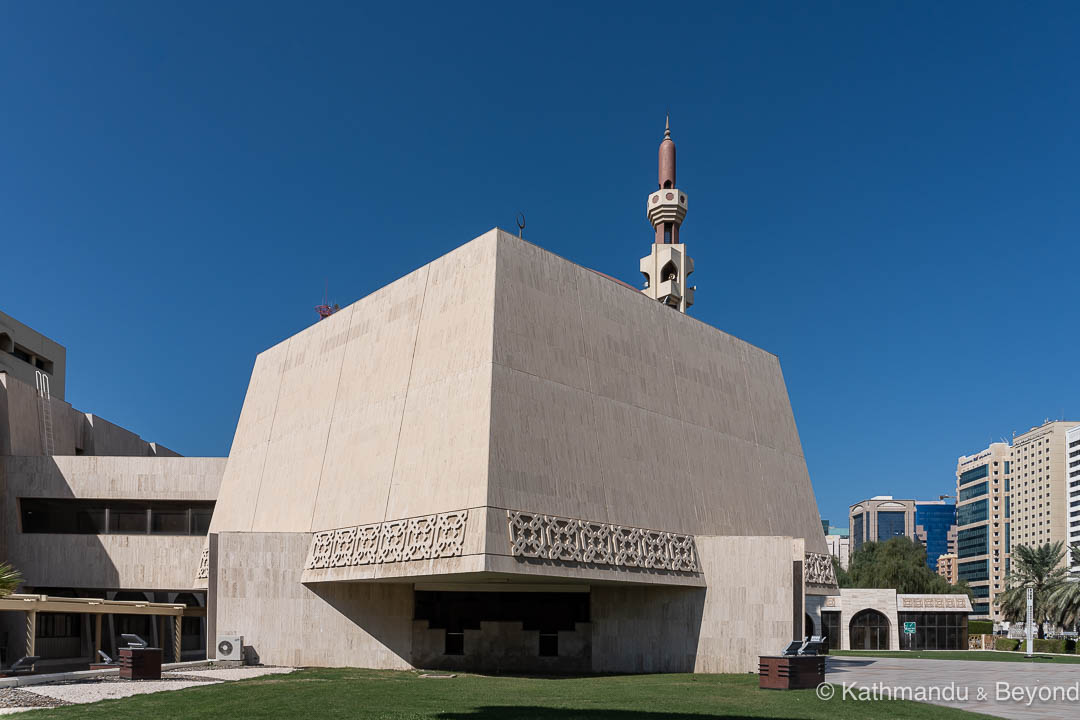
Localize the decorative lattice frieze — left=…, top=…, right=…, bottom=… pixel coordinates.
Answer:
left=804, top=551, right=837, bottom=586
left=506, top=510, right=699, bottom=573
left=195, top=548, right=209, bottom=580
left=304, top=510, right=469, bottom=571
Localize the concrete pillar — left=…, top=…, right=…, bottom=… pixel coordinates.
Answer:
left=25, top=611, right=36, bottom=657
left=94, top=615, right=102, bottom=658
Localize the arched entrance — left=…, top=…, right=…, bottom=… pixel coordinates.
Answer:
left=804, top=613, right=815, bottom=638
left=849, top=609, right=890, bottom=650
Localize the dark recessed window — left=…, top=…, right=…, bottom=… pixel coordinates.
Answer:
left=539, top=632, right=558, bottom=657
left=445, top=631, right=464, bottom=656
left=20, top=499, right=215, bottom=535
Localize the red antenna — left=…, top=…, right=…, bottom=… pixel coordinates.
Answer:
left=315, top=280, right=340, bottom=320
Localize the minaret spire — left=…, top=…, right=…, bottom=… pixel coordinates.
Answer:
left=640, top=116, right=694, bottom=312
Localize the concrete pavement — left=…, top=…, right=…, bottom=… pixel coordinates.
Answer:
left=826, top=655, right=1080, bottom=719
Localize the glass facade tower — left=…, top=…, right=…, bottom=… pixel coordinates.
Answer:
left=915, top=502, right=958, bottom=572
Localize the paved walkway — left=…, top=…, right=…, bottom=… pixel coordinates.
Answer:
left=826, top=656, right=1080, bottom=719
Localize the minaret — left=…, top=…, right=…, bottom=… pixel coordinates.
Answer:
left=640, top=116, right=694, bottom=312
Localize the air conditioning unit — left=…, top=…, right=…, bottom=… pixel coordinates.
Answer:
left=216, top=635, right=243, bottom=661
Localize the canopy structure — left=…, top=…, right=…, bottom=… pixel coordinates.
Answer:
left=0, top=594, right=205, bottom=664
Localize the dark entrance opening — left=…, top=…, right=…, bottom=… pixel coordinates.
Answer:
left=414, top=591, right=589, bottom=670
left=849, top=609, right=890, bottom=650
left=821, top=611, right=841, bottom=654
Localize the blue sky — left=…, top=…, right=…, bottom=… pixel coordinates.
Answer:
left=2, top=2, right=1077, bottom=527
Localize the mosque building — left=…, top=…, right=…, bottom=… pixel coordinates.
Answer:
left=202, top=119, right=838, bottom=672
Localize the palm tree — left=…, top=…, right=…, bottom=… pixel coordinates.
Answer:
left=996, top=542, right=1068, bottom=639
left=1048, top=544, right=1080, bottom=631
left=0, top=562, right=22, bottom=597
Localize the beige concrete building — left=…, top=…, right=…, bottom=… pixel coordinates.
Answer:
left=1010, top=421, right=1079, bottom=556
left=954, top=442, right=1011, bottom=620
left=205, top=226, right=836, bottom=674
left=826, top=533, right=850, bottom=570
left=0, top=311, right=66, bottom=403
left=936, top=553, right=958, bottom=584
left=0, top=312, right=223, bottom=667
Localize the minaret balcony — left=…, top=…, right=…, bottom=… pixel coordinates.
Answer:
left=646, top=189, right=688, bottom=227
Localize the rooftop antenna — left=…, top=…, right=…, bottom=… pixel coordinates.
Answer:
left=315, top=279, right=340, bottom=321
left=515, top=212, right=525, bottom=239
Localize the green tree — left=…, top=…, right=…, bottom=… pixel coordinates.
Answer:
left=841, top=537, right=972, bottom=596
left=0, top=562, right=22, bottom=597
left=1048, top=543, right=1080, bottom=631
left=996, top=542, right=1068, bottom=639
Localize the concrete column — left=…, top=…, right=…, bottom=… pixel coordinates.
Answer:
left=207, top=533, right=218, bottom=659
left=94, top=615, right=102, bottom=658
left=174, top=616, right=182, bottom=663
left=25, top=611, right=36, bottom=657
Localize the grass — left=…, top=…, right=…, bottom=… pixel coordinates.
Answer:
left=23, top=668, right=991, bottom=720
left=832, top=649, right=1080, bottom=663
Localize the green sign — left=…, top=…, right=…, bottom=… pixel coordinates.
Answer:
left=904, top=622, right=916, bottom=634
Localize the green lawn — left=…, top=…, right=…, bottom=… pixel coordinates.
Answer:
left=832, top=649, right=1080, bottom=663
left=24, top=668, right=991, bottom=719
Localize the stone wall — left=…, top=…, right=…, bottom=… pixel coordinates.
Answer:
left=214, top=532, right=413, bottom=668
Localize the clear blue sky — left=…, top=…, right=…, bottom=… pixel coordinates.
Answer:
left=2, top=2, right=1077, bottom=527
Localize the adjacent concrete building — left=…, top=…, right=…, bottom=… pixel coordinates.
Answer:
left=0, top=312, right=222, bottom=667
left=0, top=311, right=65, bottom=403
left=954, top=442, right=1011, bottom=620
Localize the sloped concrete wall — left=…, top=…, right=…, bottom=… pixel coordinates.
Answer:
left=211, top=231, right=498, bottom=536
left=488, top=232, right=827, bottom=553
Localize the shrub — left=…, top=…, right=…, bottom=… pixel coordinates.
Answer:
left=995, top=637, right=1020, bottom=651
left=1033, top=639, right=1074, bottom=654
left=968, top=620, right=993, bottom=635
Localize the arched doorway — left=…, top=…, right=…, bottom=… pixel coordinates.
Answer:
left=804, top=613, right=815, bottom=638
left=849, top=609, right=890, bottom=650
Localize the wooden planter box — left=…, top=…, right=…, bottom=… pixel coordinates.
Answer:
left=119, top=648, right=162, bottom=680
left=758, top=655, right=825, bottom=690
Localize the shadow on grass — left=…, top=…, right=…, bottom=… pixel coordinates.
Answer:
left=438, top=709, right=789, bottom=720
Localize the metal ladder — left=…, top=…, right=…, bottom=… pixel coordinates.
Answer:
left=35, top=370, right=54, bottom=456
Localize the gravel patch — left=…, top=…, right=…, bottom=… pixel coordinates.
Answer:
left=23, top=679, right=217, bottom=705
left=165, top=667, right=294, bottom=682
left=0, top=687, right=71, bottom=709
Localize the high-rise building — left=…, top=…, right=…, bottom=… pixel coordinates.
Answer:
left=915, top=501, right=958, bottom=572
left=955, top=442, right=1011, bottom=620
left=1010, top=421, right=1080, bottom=553
left=848, top=497, right=956, bottom=571
left=1068, top=425, right=1080, bottom=573
left=937, top=553, right=958, bottom=584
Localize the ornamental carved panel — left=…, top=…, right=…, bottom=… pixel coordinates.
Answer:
left=804, top=551, right=837, bottom=586
left=376, top=520, right=408, bottom=564
left=304, top=510, right=469, bottom=570
left=506, top=510, right=699, bottom=574
left=195, top=548, right=209, bottom=580
left=434, top=512, right=468, bottom=558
